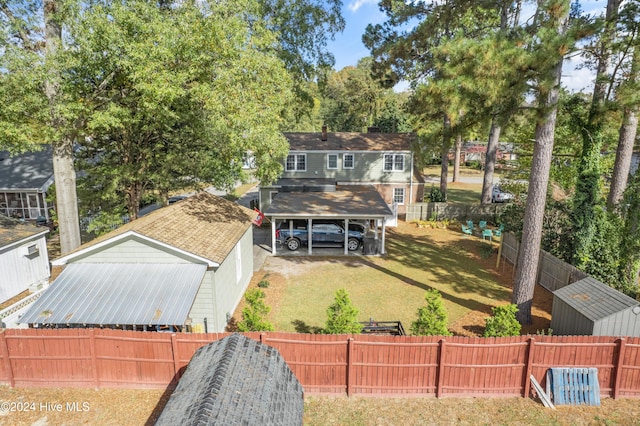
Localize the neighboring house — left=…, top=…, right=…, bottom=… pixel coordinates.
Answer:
left=19, top=192, right=256, bottom=333
left=451, top=141, right=517, bottom=165
left=156, top=333, right=304, bottom=425
left=259, top=129, right=425, bottom=216
left=0, top=146, right=54, bottom=222
left=0, top=215, right=50, bottom=304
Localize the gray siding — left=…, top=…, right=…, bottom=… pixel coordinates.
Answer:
left=282, top=151, right=412, bottom=183
left=190, top=228, right=254, bottom=333
left=73, top=237, right=193, bottom=264
left=551, top=299, right=594, bottom=336
left=593, top=310, right=640, bottom=337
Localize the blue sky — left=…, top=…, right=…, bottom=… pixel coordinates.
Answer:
left=326, top=0, right=608, bottom=93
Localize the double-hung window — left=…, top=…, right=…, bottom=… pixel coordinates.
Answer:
left=343, top=153, right=354, bottom=169
left=327, top=154, right=338, bottom=169
left=393, top=188, right=405, bottom=205
left=384, top=154, right=404, bottom=171
left=286, top=154, right=306, bottom=172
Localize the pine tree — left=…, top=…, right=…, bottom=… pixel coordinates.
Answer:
left=410, top=289, right=451, bottom=336
left=237, top=289, right=274, bottom=332
left=324, top=289, right=363, bottom=334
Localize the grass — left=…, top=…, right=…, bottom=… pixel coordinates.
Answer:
left=244, top=222, right=513, bottom=335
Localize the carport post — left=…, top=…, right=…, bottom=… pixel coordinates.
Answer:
left=308, top=218, right=312, bottom=255
left=271, top=220, right=277, bottom=255
left=344, top=218, right=349, bottom=255
left=380, top=222, right=386, bottom=255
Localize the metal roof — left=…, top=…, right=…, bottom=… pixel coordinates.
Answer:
left=19, top=263, right=206, bottom=326
left=156, top=333, right=304, bottom=426
left=264, top=185, right=394, bottom=218
left=553, top=277, right=640, bottom=321
left=0, top=146, right=53, bottom=191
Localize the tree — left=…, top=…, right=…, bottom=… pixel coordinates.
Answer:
left=237, top=289, right=274, bottom=332
left=410, top=289, right=451, bottom=336
left=484, top=304, right=521, bottom=337
left=324, top=289, right=363, bottom=334
left=512, top=1, right=573, bottom=324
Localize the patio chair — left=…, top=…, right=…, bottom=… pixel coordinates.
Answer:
left=493, top=224, right=504, bottom=237
left=482, top=229, right=493, bottom=242
left=479, top=220, right=487, bottom=230
left=461, top=224, right=473, bottom=236
left=466, top=220, right=474, bottom=230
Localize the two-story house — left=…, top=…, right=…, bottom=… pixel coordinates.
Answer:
left=259, top=129, right=424, bottom=215
left=260, top=128, right=424, bottom=256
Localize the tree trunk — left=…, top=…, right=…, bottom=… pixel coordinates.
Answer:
left=440, top=114, right=451, bottom=196
left=608, top=107, right=638, bottom=210
left=453, top=133, right=462, bottom=183
left=512, top=2, right=568, bottom=324
left=481, top=118, right=501, bottom=204
left=44, top=0, right=81, bottom=254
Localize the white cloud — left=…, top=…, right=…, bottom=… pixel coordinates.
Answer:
left=348, top=0, right=377, bottom=13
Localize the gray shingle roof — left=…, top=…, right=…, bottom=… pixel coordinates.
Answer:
left=19, top=263, right=206, bottom=326
left=156, top=333, right=304, bottom=426
left=0, top=146, right=53, bottom=191
left=553, top=277, right=640, bottom=321
left=284, top=132, right=414, bottom=152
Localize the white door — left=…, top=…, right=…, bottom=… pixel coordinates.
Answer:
left=384, top=202, right=398, bottom=227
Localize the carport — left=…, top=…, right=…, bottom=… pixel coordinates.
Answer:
left=264, top=185, right=393, bottom=256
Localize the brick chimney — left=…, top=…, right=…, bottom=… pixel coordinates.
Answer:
left=321, top=125, right=327, bottom=141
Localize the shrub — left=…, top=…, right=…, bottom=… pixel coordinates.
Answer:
left=410, top=289, right=451, bottom=336
left=484, top=304, right=521, bottom=337
left=427, top=186, right=447, bottom=202
left=257, top=279, right=270, bottom=288
left=324, top=289, right=363, bottom=334
left=237, top=289, right=274, bottom=332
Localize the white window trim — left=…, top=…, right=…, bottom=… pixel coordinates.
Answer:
left=327, top=153, right=338, bottom=170
left=384, top=154, right=404, bottom=172
left=393, top=187, right=405, bottom=205
left=285, top=153, right=307, bottom=172
left=269, top=191, right=278, bottom=203
left=343, top=153, right=354, bottom=169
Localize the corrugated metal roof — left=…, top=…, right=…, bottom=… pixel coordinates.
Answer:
left=553, top=277, right=640, bottom=321
left=264, top=185, right=393, bottom=218
left=19, top=263, right=206, bottom=326
left=0, top=146, right=53, bottom=191
left=284, top=132, right=414, bottom=152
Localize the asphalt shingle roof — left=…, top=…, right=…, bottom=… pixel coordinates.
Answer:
left=156, top=333, right=304, bottom=426
left=60, top=192, right=257, bottom=265
left=0, top=215, right=48, bottom=247
left=284, top=132, right=414, bottom=152
left=0, top=146, right=53, bottom=191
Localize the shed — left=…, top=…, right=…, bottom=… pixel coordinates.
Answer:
left=155, top=333, right=304, bottom=426
left=551, top=277, right=640, bottom=337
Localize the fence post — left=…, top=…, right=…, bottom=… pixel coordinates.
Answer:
left=523, top=337, right=535, bottom=398
left=0, top=330, right=14, bottom=388
left=436, top=339, right=446, bottom=398
left=347, top=337, right=354, bottom=396
left=170, top=333, right=181, bottom=384
left=613, top=338, right=626, bottom=399
left=90, top=328, right=99, bottom=389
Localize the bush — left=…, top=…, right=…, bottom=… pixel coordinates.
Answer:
left=410, top=289, right=451, bottom=336
left=237, top=289, right=274, bottom=332
left=427, top=186, right=446, bottom=202
left=324, top=289, right=363, bottom=334
left=484, top=304, right=521, bottom=337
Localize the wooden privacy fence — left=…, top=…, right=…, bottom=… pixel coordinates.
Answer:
left=1, top=329, right=639, bottom=398
left=500, top=233, right=589, bottom=292
left=406, top=202, right=508, bottom=223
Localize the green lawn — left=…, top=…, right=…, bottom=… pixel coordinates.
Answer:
left=261, top=224, right=507, bottom=334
